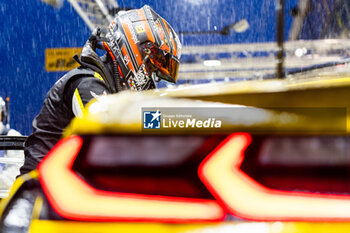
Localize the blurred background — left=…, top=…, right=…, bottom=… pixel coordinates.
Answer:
left=1, top=0, right=350, bottom=135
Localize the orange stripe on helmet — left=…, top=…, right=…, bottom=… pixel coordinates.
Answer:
left=154, top=19, right=170, bottom=53
left=138, top=9, right=155, bottom=44
left=161, top=18, right=177, bottom=57
left=120, top=20, right=142, bottom=72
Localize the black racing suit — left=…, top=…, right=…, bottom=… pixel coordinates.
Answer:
left=20, top=41, right=117, bottom=174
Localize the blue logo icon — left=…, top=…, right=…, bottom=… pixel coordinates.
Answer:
left=143, top=110, right=161, bottom=129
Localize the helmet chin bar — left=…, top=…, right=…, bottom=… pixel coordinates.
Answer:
left=151, top=70, right=174, bottom=83
left=151, top=72, right=161, bottom=83
left=127, top=57, right=173, bottom=91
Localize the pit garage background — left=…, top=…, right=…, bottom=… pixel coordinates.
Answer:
left=0, top=0, right=347, bottom=135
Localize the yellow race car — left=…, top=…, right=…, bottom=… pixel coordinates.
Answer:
left=1, top=75, right=350, bottom=233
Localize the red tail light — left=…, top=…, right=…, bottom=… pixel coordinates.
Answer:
left=199, top=133, right=350, bottom=221
left=38, top=136, right=225, bottom=222
left=39, top=133, right=350, bottom=222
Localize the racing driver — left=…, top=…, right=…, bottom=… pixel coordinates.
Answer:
left=20, top=5, right=181, bottom=174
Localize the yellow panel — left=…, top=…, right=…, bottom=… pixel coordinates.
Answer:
left=45, top=47, right=82, bottom=72
left=148, top=76, right=350, bottom=133
left=150, top=76, right=350, bottom=108
left=28, top=220, right=215, bottom=233
left=281, top=222, right=350, bottom=233
left=28, top=220, right=350, bottom=233
left=63, top=89, right=348, bottom=137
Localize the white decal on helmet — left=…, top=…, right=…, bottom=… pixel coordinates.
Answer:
left=134, top=63, right=147, bottom=86
left=126, top=18, right=140, bottom=44
left=123, top=54, right=130, bottom=65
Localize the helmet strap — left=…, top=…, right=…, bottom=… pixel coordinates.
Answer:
left=103, top=42, right=126, bottom=92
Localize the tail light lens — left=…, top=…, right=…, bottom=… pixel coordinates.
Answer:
left=199, top=133, right=350, bottom=221
left=38, top=135, right=225, bottom=222
left=38, top=133, right=350, bottom=222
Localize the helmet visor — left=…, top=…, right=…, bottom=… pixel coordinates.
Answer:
left=147, top=46, right=179, bottom=83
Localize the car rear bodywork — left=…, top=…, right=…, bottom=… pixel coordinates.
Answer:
left=2, top=76, right=350, bottom=232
